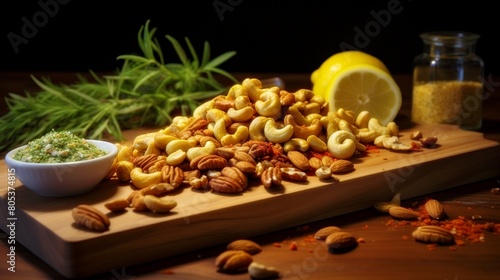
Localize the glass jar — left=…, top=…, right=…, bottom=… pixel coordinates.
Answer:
left=411, top=31, right=484, bottom=130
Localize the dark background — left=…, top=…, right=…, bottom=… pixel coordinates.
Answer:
left=2, top=0, right=499, bottom=76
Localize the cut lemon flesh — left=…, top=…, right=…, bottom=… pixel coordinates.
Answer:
left=311, top=51, right=390, bottom=100
left=326, top=64, right=402, bottom=125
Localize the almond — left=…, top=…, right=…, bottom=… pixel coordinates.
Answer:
left=215, top=250, right=253, bottom=272
left=325, top=231, right=358, bottom=252
left=412, top=225, right=455, bottom=245
left=226, top=239, right=262, bottom=255
left=388, top=206, right=420, bottom=220
left=329, top=159, right=354, bottom=174
left=287, top=151, right=311, bottom=171
left=314, top=226, right=343, bottom=240
left=424, top=199, right=446, bottom=220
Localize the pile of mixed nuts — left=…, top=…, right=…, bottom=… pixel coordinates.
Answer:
left=70, top=78, right=436, bottom=232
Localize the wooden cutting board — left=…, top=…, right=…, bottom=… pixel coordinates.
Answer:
left=1, top=124, right=499, bottom=278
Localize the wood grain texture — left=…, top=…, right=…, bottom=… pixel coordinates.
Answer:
left=1, top=124, right=499, bottom=278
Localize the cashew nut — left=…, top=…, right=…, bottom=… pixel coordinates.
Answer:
left=374, top=135, right=391, bottom=148
left=153, top=133, right=177, bottom=149
left=115, top=160, right=134, bottom=182
left=130, top=167, right=162, bottom=189
left=283, top=138, right=310, bottom=152
left=249, top=116, right=271, bottom=142
left=166, top=149, right=186, bottom=166
left=284, top=114, right=322, bottom=139
left=227, top=84, right=244, bottom=99
left=133, top=132, right=156, bottom=150
left=315, top=166, right=333, bottom=180
left=165, top=139, right=193, bottom=155
left=368, top=118, right=397, bottom=136
left=286, top=106, right=318, bottom=126
left=143, top=195, right=177, bottom=213
left=171, top=116, right=190, bottom=130
left=302, top=102, right=321, bottom=115
left=221, top=125, right=249, bottom=146
left=234, top=95, right=252, bottom=110
left=294, top=89, right=315, bottom=102
left=355, top=111, right=371, bottom=129
left=213, top=118, right=229, bottom=142
left=356, top=128, right=378, bottom=143
left=307, top=135, right=328, bottom=152
left=310, top=94, right=326, bottom=107
left=337, top=119, right=357, bottom=134
left=144, top=140, right=161, bottom=156
left=227, top=106, right=254, bottom=122
left=242, top=78, right=263, bottom=102
left=264, top=119, right=293, bottom=143
left=327, top=130, right=358, bottom=159
left=193, top=99, right=214, bottom=119
left=335, top=108, right=356, bottom=124
left=186, top=140, right=217, bottom=161
left=116, top=144, right=133, bottom=162
left=206, top=108, right=232, bottom=127
left=255, top=90, right=281, bottom=117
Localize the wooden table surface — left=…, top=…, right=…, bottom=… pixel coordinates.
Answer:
left=1, top=72, right=499, bottom=280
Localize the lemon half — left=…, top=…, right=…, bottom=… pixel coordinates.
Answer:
left=326, top=64, right=402, bottom=125
left=311, top=51, right=401, bottom=125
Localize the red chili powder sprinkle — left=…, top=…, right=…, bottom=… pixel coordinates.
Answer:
left=303, top=235, right=317, bottom=244
left=387, top=201, right=500, bottom=246
left=426, top=244, right=437, bottom=251
left=289, top=242, right=298, bottom=251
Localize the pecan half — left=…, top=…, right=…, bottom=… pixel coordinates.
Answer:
left=261, top=167, right=282, bottom=188
left=72, top=204, right=110, bottom=232
left=235, top=161, right=257, bottom=174
left=234, top=151, right=256, bottom=165
left=209, top=176, right=244, bottom=193
left=193, top=155, right=228, bottom=170
left=161, top=165, right=184, bottom=188
left=133, top=154, right=157, bottom=169
left=280, top=167, right=308, bottom=182
left=181, top=117, right=210, bottom=132
left=221, top=167, right=248, bottom=189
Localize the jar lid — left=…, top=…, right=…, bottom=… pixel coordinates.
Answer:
left=420, top=31, right=480, bottom=46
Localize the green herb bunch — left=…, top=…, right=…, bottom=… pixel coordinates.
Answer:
left=0, top=20, right=237, bottom=153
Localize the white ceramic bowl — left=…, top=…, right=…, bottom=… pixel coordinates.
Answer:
left=5, top=140, right=118, bottom=197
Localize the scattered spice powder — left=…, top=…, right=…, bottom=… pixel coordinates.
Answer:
left=387, top=200, right=500, bottom=246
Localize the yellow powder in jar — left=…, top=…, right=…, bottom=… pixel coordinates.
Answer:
left=411, top=80, right=483, bottom=129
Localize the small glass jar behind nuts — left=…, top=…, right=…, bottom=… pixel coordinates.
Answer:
left=412, top=31, right=484, bottom=130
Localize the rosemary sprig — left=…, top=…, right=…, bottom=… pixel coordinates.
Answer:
left=0, top=20, right=237, bottom=153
